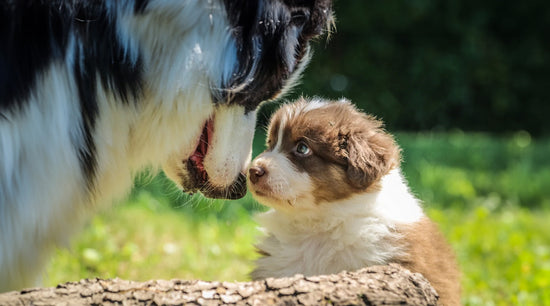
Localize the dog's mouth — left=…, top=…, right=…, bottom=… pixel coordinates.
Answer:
left=184, top=119, right=247, bottom=200
left=188, top=119, right=213, bottom=184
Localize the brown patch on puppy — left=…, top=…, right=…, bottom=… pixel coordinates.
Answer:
left=343, top=115, right=401, bottom=190
left=267, top=99, right=401, bottom=204
left=265, top=111, right=282, bottom=150
left=394, top=218, right=462, bottom=306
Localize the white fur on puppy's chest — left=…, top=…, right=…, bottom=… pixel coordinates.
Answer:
left=252, top=169, right=424, bottom=279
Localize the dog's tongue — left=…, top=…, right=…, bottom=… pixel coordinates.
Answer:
left=190, top=119, right=213, bottom=179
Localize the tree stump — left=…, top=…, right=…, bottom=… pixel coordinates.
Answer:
left=0, top=264, right=438, bottom=305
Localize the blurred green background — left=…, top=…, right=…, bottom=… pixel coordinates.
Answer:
left=291, top=0, right=550, bottom=136
left=45, top=1, right=550, bottom=305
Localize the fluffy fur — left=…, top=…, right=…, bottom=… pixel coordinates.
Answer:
left=0, top=0, right=332, bottom=292
left=248, top=98, right=461, bottom=305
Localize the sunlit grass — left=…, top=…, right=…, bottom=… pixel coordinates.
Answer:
left=429, top=207, right=550, bottom=305
left=46, top=192, right=262, bottom=285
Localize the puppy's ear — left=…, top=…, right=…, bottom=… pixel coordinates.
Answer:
left=342, top=122, right=401, bottom=190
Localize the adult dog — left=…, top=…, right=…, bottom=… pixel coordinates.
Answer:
left=0, top=0, right=332, bottom=291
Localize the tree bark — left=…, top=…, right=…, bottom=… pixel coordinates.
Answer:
left=0, top=264, right=438, bottom=305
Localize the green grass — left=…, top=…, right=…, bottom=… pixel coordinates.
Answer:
left=397, top=131, right=550, bottom=209
left=44, top=132, right=550, bottom=305
left=430, top=207, right=550, bottom=305
left=46, top=193, right=262, bottom=284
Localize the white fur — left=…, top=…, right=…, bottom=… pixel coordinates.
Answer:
left=252, top=169, right=424, bottom=279
left=203, top=107, right=256, bottom=188
left=278, top=97, right=327, bottom=125
left=251, top=151, right=315, bottom=211
left=0, top=63, right=88, bottom=290
left=299, top=97, right=330, bottom=113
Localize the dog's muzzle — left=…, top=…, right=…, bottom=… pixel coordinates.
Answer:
left=172, top=106, right=255, bottom=200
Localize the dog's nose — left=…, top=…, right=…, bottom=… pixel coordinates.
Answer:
left=249, top=166, right=266, bottom=184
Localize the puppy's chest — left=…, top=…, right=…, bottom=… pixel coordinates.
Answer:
left=255, top=217, right=404, bottom=277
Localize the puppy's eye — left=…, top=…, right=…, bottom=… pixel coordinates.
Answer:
left=294, top=141, right=311, bottom=156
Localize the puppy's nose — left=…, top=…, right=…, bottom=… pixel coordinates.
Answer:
left=249, top=166, right=266, bottom=184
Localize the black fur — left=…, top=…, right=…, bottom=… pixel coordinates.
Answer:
left=0, top=1, right=143, bottom=190
left=0, top=1, right=71, bottom=112
left=72, top=2, right=143, bottom=187
left=134, top=0, right=149, bottom=13
left=218, top=0, right=332, bottom=113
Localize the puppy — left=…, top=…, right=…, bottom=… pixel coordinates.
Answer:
left=248, top=98, right=461, bottom=305
left=0, top=0, right=332, bottom=291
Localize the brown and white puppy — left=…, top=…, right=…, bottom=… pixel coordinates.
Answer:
left=247, top=98, right=461, bottom=306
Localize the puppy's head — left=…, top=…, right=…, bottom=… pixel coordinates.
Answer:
left=248, top=98, right=401, bottom=210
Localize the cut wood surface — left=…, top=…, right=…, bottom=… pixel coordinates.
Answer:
left=0, top=264, right=438, bottom=305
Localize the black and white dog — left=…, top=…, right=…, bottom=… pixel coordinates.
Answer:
left=0, top=0, right=332, bottom=291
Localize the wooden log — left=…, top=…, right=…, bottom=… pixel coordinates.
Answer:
left=0, top=264, right=439, bottom=305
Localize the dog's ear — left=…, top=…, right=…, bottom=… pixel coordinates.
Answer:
left=342, top=122, right=401, bottom=190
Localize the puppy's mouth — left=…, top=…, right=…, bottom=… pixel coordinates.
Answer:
left=248, top=182, right=288, bottom=206
left=184, top=119, right=247, bottom=200
left=250, top=188, right=295, bottom=208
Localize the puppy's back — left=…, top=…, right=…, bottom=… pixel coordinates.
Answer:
left=396, top=218, right=461, bottom=306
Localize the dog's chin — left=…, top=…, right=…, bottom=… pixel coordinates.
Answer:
left=182, top=160, right=247, bottom=199
left=171, top=158, right=248, bottom=200
left=185, top=148, right=247, bottom=200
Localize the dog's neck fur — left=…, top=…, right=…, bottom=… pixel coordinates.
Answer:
left=253, top=169, right=424, bottom=279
